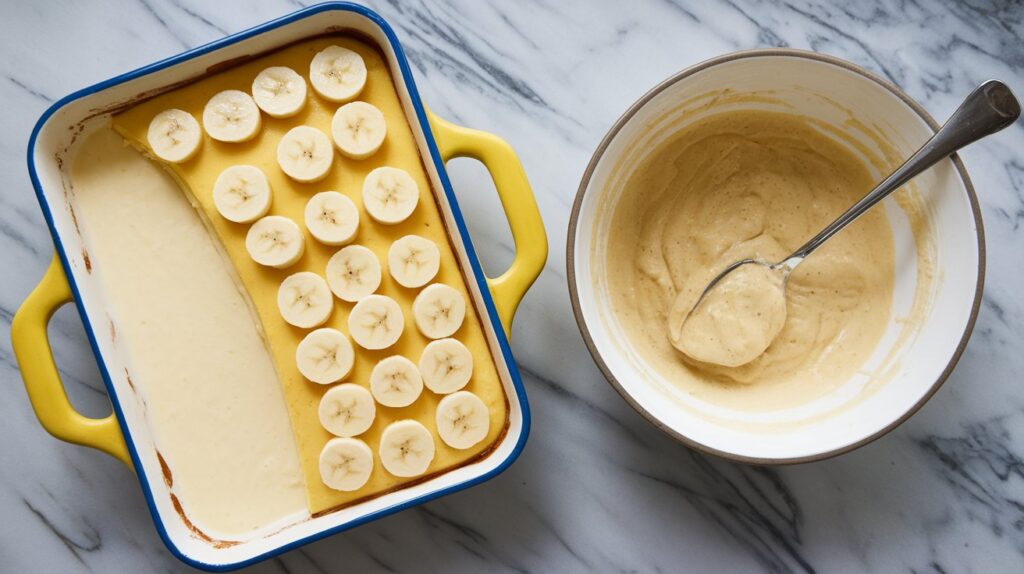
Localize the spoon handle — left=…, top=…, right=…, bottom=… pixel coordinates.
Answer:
left=784, top=80, right=1020, bottom=265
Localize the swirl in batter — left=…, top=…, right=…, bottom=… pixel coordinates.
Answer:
left=606, top=110, right=895, bottom=412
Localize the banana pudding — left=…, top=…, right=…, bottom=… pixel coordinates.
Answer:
left=69, top=34, right=509, bottom=539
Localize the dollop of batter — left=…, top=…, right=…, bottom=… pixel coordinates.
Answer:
left=672, top=262, right=787, bottom=368
left=605, top=110, right=895, bottom=411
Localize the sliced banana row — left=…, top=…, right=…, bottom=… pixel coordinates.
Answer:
left=367, top=337, right=472, bottom=404
left=319, top=375, right=488, bottom=486
left=149, top=64, right=309, bottom=159
left=413, top=283, right=466, bottom=339
left=213, top=165, right=272, bottom=223
left=319, top=383, right=375, bottom=438
left=296, top=327, right=354, bottom=385
left=326, top=245, right=381, bottom=302
left=204, top=67, right=309, bottom=142
left=147, top=47, right=368, bottom=167
left=147, top=109, right=202, bottom=163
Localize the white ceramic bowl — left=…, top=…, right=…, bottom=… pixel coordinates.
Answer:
left=568, top=49, right=983, bottom=464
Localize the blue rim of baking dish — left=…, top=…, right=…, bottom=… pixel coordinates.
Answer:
left=25, top=2, right=531, bottom=571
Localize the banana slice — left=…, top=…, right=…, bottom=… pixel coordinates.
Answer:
left=277, top=125, right=334, bottom=183
left=435, top=391, right=490, bottom=450
left=252, top=66, right=307, bottom=118
left=419, top=338, right=473, bottom=394
left=212, top=165, right=272, bottom=223
left=245, top=215, right=305, bottom=268
left=413, top=283, right=466, bottom=339
left=202, top=89, right=261, bottom=143
left=388, top=235, right=440, bottom=288
left=379, top=420, right=435, bottom=477
left=332, top=101, right=387, bottom=159
left=319, top=383, right=376, bottom=438
left=319, top=437, right=373, bottom=492
left=278, top=271, right=333, bottom=328
left=296, top=327, right=354, bottom=385
left=309, top=45, right=367, bottom=103
left=348, top=294, right=404, bottom=350
left=306, top=191, right=359, bottom=246
left=369, top=356, right=423, bottom=408
left=326, top=245, right=381, bottom=302
left=147, top=109, right=202, bottom=163
left=362, top=166, right=419, bottom=224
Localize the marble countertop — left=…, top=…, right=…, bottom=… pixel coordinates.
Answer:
left=2, top=0, right=1022, bottom=572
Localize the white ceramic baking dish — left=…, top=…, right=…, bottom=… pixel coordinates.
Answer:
left=12, top=3, right=546, bottom=570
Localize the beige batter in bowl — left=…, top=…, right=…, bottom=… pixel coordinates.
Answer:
left=568, top=49, right=983, bottom=463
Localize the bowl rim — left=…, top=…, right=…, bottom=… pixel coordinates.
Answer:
left=565, top=47, right=985, bottom=465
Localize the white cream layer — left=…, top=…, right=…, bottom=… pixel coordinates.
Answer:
left=71, top=128, right=307, bottom=539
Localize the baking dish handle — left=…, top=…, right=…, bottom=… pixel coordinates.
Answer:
left=427, top=111, right=547, bottom=337
left=11, top=254, right=131, bottom=466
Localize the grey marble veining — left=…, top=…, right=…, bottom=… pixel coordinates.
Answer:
left=1, top=0, right=1022, bottom=572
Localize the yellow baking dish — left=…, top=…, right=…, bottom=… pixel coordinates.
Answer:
left=13, top=3, right=545, bottom=570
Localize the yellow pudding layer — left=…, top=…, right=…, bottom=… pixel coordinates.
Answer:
left=606, top=110, right=895, bottom=413
left=113, top=36, right=508, bottom=515
left=71, top=129, right=306, bottom=538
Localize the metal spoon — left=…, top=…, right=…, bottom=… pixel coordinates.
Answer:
left=689, top=80, right=1020, bottom=317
